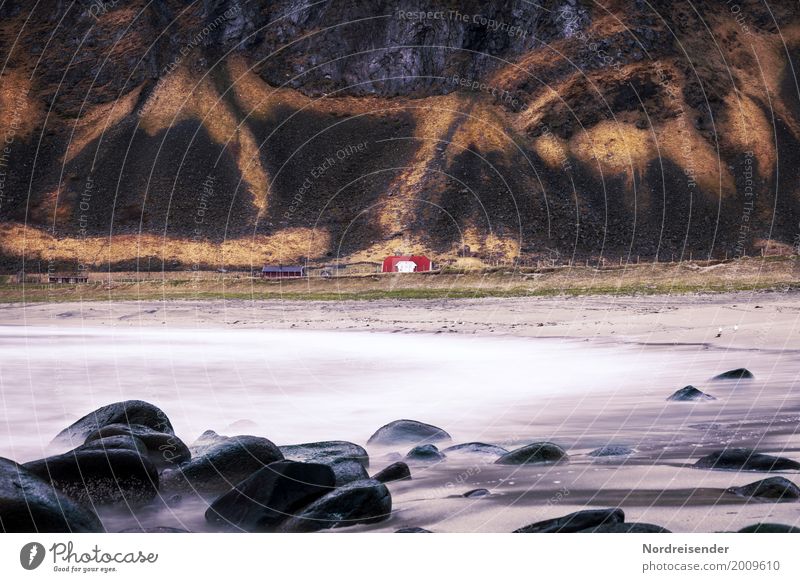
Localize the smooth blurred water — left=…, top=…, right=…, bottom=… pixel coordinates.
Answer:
left=2, top=325, right=796, bottom=464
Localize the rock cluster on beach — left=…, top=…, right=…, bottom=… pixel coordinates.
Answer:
left=3, top=380, right=799, bottom=533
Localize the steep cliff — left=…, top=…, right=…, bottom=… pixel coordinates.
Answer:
left=0, top=0, right=798, bottom=269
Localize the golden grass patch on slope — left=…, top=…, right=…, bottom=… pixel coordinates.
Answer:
left=459, top=226, right=520, bottom=259
left=378, top=95, right=464, bottom=234
left=656, top=116, right=734, bottom=196
left=0, top=68, right=43, bottom=140
left=532, top=132, right=570, bottom=168
left=64, top=85, right=143, bottom=164
left=226, top=55, right=397, bottom=119
left=139, top=64, right=271, bottom=214
left=721, top=19, right=800, bottom=141
left=446, top=99, right=516, bottom=156
left=723, top=91, right=775, bottom=176
left=569, top=120, right=653, bottom=177
left=0, top=223, right=331, bottom=266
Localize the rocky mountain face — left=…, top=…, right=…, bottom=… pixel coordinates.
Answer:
left=0, top=0, right=798, bottom=269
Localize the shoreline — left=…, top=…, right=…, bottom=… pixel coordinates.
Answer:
left=2, top=289, right=799, bottom=351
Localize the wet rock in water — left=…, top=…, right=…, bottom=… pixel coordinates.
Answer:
left=0, top=457, right=104, bottom=533
left=84, top=424, right=191, bottom=468
left=396, top=527, right=432, bottom=533
left=367, top=419, right=451, bottom=446
left=441, top=442, right=509, bottom=458
left=514, top=508, right=625, bottom=533
left=329, top=458, right=370, bottom=486
left=405, top=444, right=446, bottom=463
left=117, top=526, right=190, bottom=533
left=727, top=477, right=800, bottom=501
left=23, top=449, right=159, bottom=505
left=206, top=461, right=335, bottom=532
left=280, top=441, right=369, bottom=469
left=738, top=523, right=800, bottom=533
left=667, top=386, right=716, bottom=402
left=588, top=445, right=635, bottom=457
left=372, top=462, right=411, bottom=483
left=189, top=430, right=229, bottom=456
left=695, top=449, right=800, bottom=472
left=463, top=488, right=490, bottom=498
left=279, top=479, right=392, bottom=532
left=711, top=368, right=754, bottom=381
left=53, top=400, right=174, bottom=446
left=495, top=442, right=569, bottom=465
left=580, top=522, right=671, bottom=533
left=80, top=435, right=149, bottom=456
left=161, top=435, right=283, bottom=493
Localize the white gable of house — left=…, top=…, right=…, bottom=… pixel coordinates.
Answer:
left=396, top=261, right=417, bottom=273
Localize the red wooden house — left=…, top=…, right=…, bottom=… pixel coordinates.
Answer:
left=382, top=256, right=432, bottom=273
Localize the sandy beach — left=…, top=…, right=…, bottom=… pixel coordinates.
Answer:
left=2, top=291, right=800, bottom=533
left=2, top=289, right=800, bottom=349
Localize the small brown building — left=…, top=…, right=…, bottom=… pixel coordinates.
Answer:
left=48, top=273, right=89, bottom=284
left=261, top=265, right=305, bottom=279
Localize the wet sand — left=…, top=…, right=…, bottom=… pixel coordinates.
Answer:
left=1, top=291, right=799, bottom=533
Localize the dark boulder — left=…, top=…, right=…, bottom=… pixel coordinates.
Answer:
left=0, top=457, right=104, bottom=533
left=279, top=479, right=392, bottom=532
left=727, top=477, right=800, bottom=501
left=695, top=449, right=800, bottom=472
left=463, top=488, right=490, bottom=498
left=23, top=449, right=159, bottom=505
left=711, top=368, right=754, bottom=381
left=367, top=420, right=451, bottom=446
left=280, top=441, right=369, bottom=469
left=329, top=458, right=370, bottom=486
left=405, top=444, right=445, bottom=463
left=738, top=523, right=800, bottom=533
left=396, top=527, right=432, bottom=533
left=496, top=442, right=569, bottom=465
left=85, top=424, right=190, bottom=468
left=588, top=445, right=635, bottom=457
left=161, top=435, right=283, bottom=494
left=441, top=442, right=508, bottom=458
left=372, top=462, right=411, bottom=483
left=79, top=435, right=148, bottom=456
left=53, top=400, right=173, bottom=446
left=667, top=386, right=716, bottom=401
left=206, top=461, right=336, bottom=532
left=580, top=522, right=671, bottom=533
left=514, top=508, right=625, bottom=533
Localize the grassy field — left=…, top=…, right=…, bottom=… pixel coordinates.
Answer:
left=1, top=256, right=798, bottom=303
